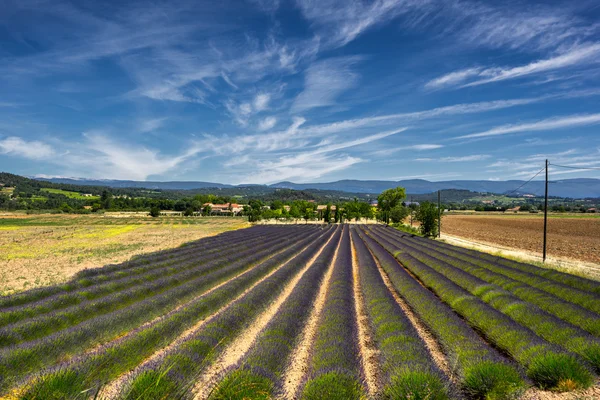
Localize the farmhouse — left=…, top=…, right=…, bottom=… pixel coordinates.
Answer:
left=505, top=206, right=521, bottom=212
left=203, top=203, right=244, bottom=215
left=588, top=208, right=597, bottom=213
left=316, top=204, right=336, bottom=219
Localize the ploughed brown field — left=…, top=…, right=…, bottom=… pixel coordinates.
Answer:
left=442, top=214, right=600, bottom=264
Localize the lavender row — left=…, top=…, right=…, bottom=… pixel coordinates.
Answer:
left=9, top=226, right=330, bottom=398
left=0, top=228, right=302, bottom=343
left=299, top=226, right=365, bottom=400
left=0, top=226, right=327, bottom=393
left=359, top=229, right=525, bottom=398
left=208, top=226, right=343, bottom=400
left=365, top=228, right=593, bottom=392
left=395, top=225, right=600, bottom=295
left=0, top=225, right=286, bottom=320
left=379, top=231, right=600, bottom=372
left=115, top=227, right=340, bottom=400
left=0, top=225, right=275, bottom=310
left=351, top=228, right=448, bottom=399
left=379, top=227, right=600, bottom=337
left=375, top=226, right=600, bottom=316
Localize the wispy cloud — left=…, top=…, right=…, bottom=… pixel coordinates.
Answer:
left=253, top=93, right=271, bottom=111
left=427, top=43, right=600, bottom=89
left=295, top=0, right=415, bottom=48
left=216, top=127, right=406, bottom=184
left=452, top=2, right=598, bottom=52
left=0, top=137, right=55, bottom=160
left=300, top=97, right=548, bottom=135
left=416, top=154, right=491, bottom=162
left=258, top=116, right=277, bottom=131
left=457, top=114, right=600, bottom=139
left=139, top=118, right=168, bottom=133
left=292, top=56, right=361, bottom=113
left=372, top=143, right=444, bottom=156
left=425, top=68, right=483, bottom=90
left=61, top=131, right=202, bottom=180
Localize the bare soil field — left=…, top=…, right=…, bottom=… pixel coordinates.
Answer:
left=441, top=214, right=600, bottom=264
left=0, top=213, right=248, bottom=295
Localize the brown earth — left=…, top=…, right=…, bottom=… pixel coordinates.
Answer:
left=441, top=215, right=600, bottom=264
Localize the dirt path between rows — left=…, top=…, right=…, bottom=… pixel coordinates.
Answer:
left=279, top=233, right=343, bottom=400
left=366, top=240, right=456, bottom=386
left=193, top=230, right=340, bottom=400
left=100, top=234, right=326, bottom=399
left=350, top=233, right=382, bottom=396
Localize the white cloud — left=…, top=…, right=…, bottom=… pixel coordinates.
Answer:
left=258, top=116, right=277, bottom=131
left=371, top=143, right=444, bottom=156
left=0, top=137, right=55, bottom=160
left=411, top=144, right=444, bottom=150
left=220, top=127, right=406, bottom=184
left=242, top=154, right=362, bottom=184
left=302, top=97, right=545, bottom=135
left=253, top=93, right=271, bottom=111
left=295, top=0, right=420, bottom=48
left=452, top=2, right=595, bottom=52
left=292, top=56, right=361, bottom=112
left=59, top=131, right=202, bottom=180
left=425, top=68, right=483, bottom=90
left=416, top=154, right=490, bottom=162
left=427, top=43, right=600, bottom=89
left=457, top=114, right=600, bottom=139
left=139, top=118, right=167, bottom=133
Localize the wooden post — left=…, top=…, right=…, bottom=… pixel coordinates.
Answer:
left=438, top=190, right=441, bottom=238
left=543, top=159, right=548, bottom=262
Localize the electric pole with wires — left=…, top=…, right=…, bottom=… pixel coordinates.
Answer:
left=543, top=159, right=548, bottom=262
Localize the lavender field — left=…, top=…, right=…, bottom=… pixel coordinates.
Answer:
left=1, top=224, right=599, bottom=399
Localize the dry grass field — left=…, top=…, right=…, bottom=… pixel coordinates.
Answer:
left=441, top=213, right=600, bottom=264
left=0, top=213, right=249, bottom=295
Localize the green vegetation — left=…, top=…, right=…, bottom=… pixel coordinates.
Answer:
left=40, top=188, right=99, bottom=199
left=414, top=201, right=440, bottom=237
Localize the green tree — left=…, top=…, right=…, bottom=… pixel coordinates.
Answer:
left=100, top=190, right=113, bottom=209
left=359, top=201, right=374, bottom=221
left=289, top=205, right=301, bottom=222
left=377, top=187, right=406, bottom=224
left=202, top=204, right=212, bottom=216
left=270, top=200, right=283, bottom=210
left=247, top=200, right=263, bottom=222
left=149, top=206, right=161, bottom=218
left=323, top=204, right=332, bottom=223
left=390, top=204, right=409, bottom=224
left=414, top=201, right=439, bottom=237
left=184, top=207, right=194, bottom=217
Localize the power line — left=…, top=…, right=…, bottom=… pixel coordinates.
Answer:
left=505, top=166, right=546, bottom=196
left=549, top=163, right=600, bottom=171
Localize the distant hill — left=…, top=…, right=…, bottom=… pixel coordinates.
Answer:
left=33, top=176, right=600, bottom=198
left=270, top=178, right=600, bottom=198
left=35, top=177, right=233, bottom=190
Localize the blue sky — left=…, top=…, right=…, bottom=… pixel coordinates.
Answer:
left=1, top=0, right=600, bottom=184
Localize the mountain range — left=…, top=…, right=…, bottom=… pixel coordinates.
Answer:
left=36, top=177, right=600, bottom=198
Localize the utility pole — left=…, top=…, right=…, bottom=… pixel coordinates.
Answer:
left=543, top=159, right=549, bottom=262
left=438, top=190, right=441, bottom=238
left=410, top=196, right=413, bottom=226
